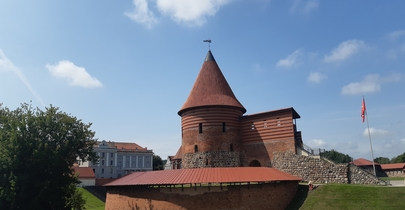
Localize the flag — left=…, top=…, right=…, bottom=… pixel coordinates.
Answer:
left=361, top=98, right=366, bottom=122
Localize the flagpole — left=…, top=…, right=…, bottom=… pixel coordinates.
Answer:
left=364, top=96, right=376, bottom=176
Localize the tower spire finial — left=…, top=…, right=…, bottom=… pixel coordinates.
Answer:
left=203, top=39, right=211, bottom=50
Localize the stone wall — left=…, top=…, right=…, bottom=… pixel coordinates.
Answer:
left=105, top=181, right=299, bottom=210
left=273, top=152, right=386, bottom=185
left=182, top=151, right=241, bottom=168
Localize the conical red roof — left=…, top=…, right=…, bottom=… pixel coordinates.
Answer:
left=178, top=50, right=246, bottom=115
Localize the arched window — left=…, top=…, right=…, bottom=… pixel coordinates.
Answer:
left=194, top=145, right=198, bottom=152
left=249, top=160, right=261, bottom=167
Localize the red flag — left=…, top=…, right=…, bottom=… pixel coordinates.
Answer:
left=361, top=98, right=366, bottom=122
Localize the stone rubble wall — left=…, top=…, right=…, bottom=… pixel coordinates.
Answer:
left=182, top=151, right=241, bottom=168
left=273, top=152, right=386, bottom=185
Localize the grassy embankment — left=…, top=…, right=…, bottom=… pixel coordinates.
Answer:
left=78, top=187, right=105, bottom=210
left=287, top=184, right=405, bottom=210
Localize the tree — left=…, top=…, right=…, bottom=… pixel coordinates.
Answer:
left=0, top=103, right=97, bottom=210
left=374, top=157, right=390, bottom=164
left=153, top=155, right=164, bottom=170
left=320, top=149, right=352, bottom=164
left=391, top=152, right=405, bottom=163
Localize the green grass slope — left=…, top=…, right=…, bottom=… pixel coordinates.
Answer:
left=78, top=187, right=105, bottom=210
left=299, top=184, right=405, bottom=210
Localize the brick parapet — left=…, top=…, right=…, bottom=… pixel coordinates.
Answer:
left=105, top=181, right=299, bottom=210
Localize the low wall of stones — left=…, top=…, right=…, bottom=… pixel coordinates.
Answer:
left=182, top=151, right=241, bottom=168
left=105, top=181, right=299, bottom=210
left=273, top=152, right=386, bottom=185
left=385, top=170, right=405, bottom=178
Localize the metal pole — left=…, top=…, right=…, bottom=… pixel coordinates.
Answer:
left=365, top=103, right=376, bottom=176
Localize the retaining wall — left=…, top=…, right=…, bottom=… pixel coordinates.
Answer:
left=273, top=152, right=386, bottom=185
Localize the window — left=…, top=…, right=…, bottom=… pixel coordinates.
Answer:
left=194, top=145, right=198, bottom=152
left=101, top=160, right=105, bottom=166
left=110, top=168, right=113, bottom=174
left=199, top=123, right=202, bottom=134
left=110, top=160, right=113, bottom=166
left=102, top=152, right=105, bottom=158
left=110, top=153, right=113, bottom=158
left=101, top=168, right=104, bottom=174
left=205, top=159, right=209, bottom=165
left=222, top=122, right=226, bottom=133
left=230, top=144, right=233, bottom=152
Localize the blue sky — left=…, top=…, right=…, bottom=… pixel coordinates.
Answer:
left=1, top=0, right=404, bottom=160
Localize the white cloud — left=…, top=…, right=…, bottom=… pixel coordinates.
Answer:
left=324, top=39, right=366, bottom=63
left=386, top=30, right=405, bottom=41
left=290, top=0, right=319, bottom=14
left=276, top=49, right=302, bottom=68
left=125, top=0, right=158, bottom=28
left=341, top=73, right=401, bottom=95
left=0, top=49, right=45, bottom=106
left=309, top=139, right=326, bottom=147
left=307, top=72, right=327, bottom=83
left=156, top=0, right=232, bottom=26
left=46, top=60, right=102, bottom=88
left=363, top=128, right=389, bottom=137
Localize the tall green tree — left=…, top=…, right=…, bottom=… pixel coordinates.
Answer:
left=391, top=152, right=405, bottom=163
left=0, top=103, right=98, bottom=210
left=320, top=149, right=352, bottom=164
left=153, top=155, right=164, bottom=170
left=374, top=157, right=390, bottom=164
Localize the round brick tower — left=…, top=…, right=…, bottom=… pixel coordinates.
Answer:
left=178, top=50, right=246, bottom=168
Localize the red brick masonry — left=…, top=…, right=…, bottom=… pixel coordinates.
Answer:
left=105, top=181, right=298, bottom=210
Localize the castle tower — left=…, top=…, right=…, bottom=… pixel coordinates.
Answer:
left=178, top=50, right=246, bottom=168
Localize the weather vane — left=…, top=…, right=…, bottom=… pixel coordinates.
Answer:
left=203, top=39, right=211, bottom=49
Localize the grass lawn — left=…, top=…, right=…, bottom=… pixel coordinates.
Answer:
left=78, top=187, right=105, bottom=210
left=299, top=184, right=405, bottom=210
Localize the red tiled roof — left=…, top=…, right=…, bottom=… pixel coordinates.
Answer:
left=104, top=167, right=301, bottom=186
left=178, top=50, right=246, bottom=116
left=173, top=146, right=182, bottom=160
left=113, top=142, right=147, bottom=151
left=351, top=158, right=380, bottom=166
left=381, top=163, right=405, bottom=170
left=72, top=166, right=95, bottom=179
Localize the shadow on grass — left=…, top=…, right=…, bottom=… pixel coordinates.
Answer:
left=285, top=184, right=309, bottom=210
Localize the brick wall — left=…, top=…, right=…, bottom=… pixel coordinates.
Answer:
left=105, top=181, right=299, bottom=210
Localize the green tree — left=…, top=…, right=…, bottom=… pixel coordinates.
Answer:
left=0, top=103, right=97, bottom=210
left=374, top=157, right=391, bottom=164
left=153, top=155, right=164, bottom=170
left=391, top=152, right=405, bottom=163
left=320, top=149, right=352, bottom=164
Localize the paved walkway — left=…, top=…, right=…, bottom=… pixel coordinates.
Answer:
left=388, top=180, right=405, bottom=187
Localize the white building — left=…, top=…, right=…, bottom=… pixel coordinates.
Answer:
left=78, top=140, right=154, bottom=178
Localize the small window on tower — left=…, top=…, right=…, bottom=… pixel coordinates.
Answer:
left=194, top=145, right=198, bottom=152
left=199, top=123, right=203, bottom=134
left=222, top=122, right=226, bottom=133
left=230, top=144, right=233, bottom=152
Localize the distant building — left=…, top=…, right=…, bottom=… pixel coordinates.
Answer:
left=351, top=158, right=385, bottom=177
left=381, top=163, right=405, bottom=177
left=72, top=166, right=96, bottom=186
left=78, top=140, right=153, bottom=178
